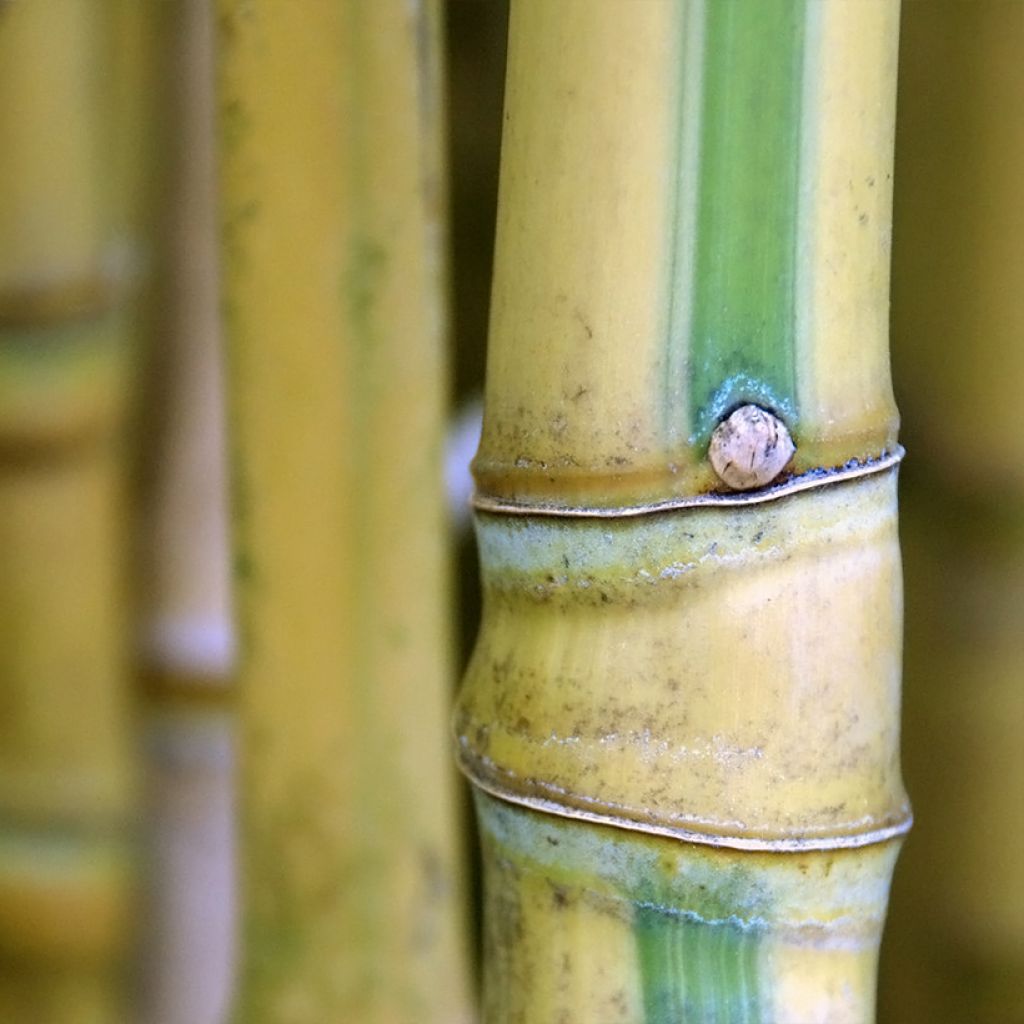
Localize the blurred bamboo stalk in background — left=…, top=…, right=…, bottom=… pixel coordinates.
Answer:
left=135, top=2, right=236, bottom=1022
left=879, top=3, right=1024, bottom=1021
left=218, top=0, right=472, bottom=1020
left=456, top=1, right=907, bottom=1020
left=0, top=0, right=158, bottom=1018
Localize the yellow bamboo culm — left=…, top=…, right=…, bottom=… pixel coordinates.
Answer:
left=219, top=1, right=472, bottom=1020
left=457, top=2, right=906, bottom=1020
left=0, top=1, right=145, bottom=1019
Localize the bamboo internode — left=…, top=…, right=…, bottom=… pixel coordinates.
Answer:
left=459, top=469, right=908, bottom=852
left=472, top=0, right=900, bottom=512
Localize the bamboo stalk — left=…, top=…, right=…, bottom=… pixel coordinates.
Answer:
left=139, top=0, right=232, bottom=691
left=0, top=0, right=149, bottom=1018
left=218, top=1, right=472, bottom=1019
left=879, top=3, right=1024, bottom=1020
left=456, top=1, right=907, bottom=1019
left=135, top=2, right=236, bottom=1021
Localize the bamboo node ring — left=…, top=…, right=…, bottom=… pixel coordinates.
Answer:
left=708, top=404, right=795, bottom=490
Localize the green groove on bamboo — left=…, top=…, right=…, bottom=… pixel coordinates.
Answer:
left=459, top=0, right=905, bottom=1019
left=0, top=0, right=155, bottom=1018
left=685, top=0, right=804, bottom=443
left=219, top=0, right=471, bottom=1019
left=634, top=902, right=763, bottom=1021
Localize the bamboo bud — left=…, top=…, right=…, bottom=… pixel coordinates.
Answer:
left=708, top=404, right=796, bottom=491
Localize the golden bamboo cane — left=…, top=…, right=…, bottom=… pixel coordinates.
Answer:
left=456, top=1, right=907, bottom=1019
left=218, top=0, right=472, bottom=1019
left=0, top=0, right=157, bottom=1018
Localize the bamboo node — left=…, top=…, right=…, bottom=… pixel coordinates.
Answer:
left=708, top=404, right=795, bottom=490
left=0, top=275, right=116, bottom=329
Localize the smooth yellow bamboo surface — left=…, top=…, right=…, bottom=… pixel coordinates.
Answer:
left=0, top=0, right=103, bottom=301
left=220, top=1, right=471, bottom=1020
left=458, top=2, right=906, bottom=1019
left=0, top=1, right=144, bottom=1019
left=879, top=4, right=1024, bottom=1021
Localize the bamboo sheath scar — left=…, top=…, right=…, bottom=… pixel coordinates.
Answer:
left=456, top=1, right=908, bottom=1020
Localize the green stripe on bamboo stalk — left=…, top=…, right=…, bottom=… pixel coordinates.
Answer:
left=458, top=0, right=906, bottom=1019
left=682, top=0, right=803, bottom=444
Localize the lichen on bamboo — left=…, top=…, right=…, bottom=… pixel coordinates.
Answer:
left=457, top=1, right=908, bottom=1019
